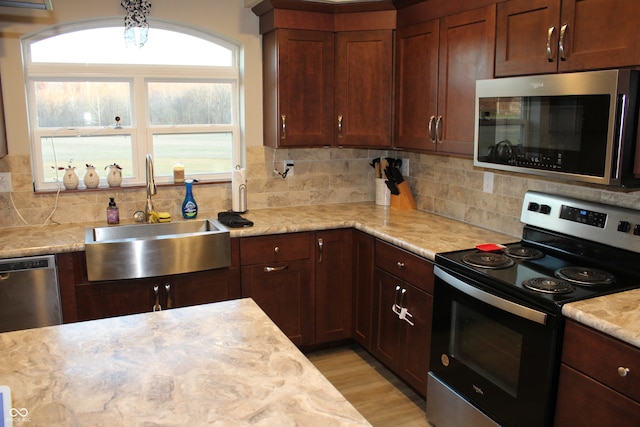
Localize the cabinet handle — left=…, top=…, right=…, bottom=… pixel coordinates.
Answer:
left=428, top=115, right=436, bottom=144
left=274, top=246, right=280, bottom=254
left=392, top=285, right=402, bottom=315
left=165, top=283, right=172, bottom=309
left=435, top=115, right=443, bottom=143
left=153, top=285, right=162, bottom=312
left=281, top=114, right=287, bottom=139
left=264, top=264, right=288, bottom=273
left=547, top=26, right=555, bottom=62
left=559, top=23, right=568, bottom=61
left=337, top=115, right=343, bottom=137
left=317, top=238, right=324, bottom=263
left=397, top=261, right=405, bottom=269
left=618, top=367, right=630, bottom=377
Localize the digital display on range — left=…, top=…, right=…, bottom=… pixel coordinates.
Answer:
left=560, top=205, right=607, bottom=228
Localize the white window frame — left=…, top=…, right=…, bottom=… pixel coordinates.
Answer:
left=23, top=19, right=242, bottom=191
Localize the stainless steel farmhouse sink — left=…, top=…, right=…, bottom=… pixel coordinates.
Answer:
left=85, top=219, right=231, bottom=281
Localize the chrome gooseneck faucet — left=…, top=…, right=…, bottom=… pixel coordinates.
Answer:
left=145, top=153, right=157, bottom=222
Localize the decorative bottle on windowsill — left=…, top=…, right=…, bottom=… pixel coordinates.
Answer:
left=181, top=179, right=198, bottom=219
left=63, top=167, right=79, bottom=190
left=83, top=164, right=100, bottom=189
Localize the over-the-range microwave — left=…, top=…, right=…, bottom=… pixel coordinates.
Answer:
left=474, top=69, right=640, bottom=188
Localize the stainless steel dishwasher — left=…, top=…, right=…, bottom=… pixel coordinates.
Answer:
left=0, top=255, right=62, bottom=333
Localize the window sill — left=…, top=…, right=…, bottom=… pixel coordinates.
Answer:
left=34, top=179, right=230, bottom=195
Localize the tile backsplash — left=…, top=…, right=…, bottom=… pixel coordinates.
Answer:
left=2, top=146, right=640, bottom=238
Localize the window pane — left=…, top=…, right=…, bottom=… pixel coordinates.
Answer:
left=41, top=135, right=133, bottom=182
left=152, top=133, right=232, bottom=175
left=148, top=82, right=232, bottom=126
left=30, top=27, right=233, bottom=66
left=34, top=81, right=131, bottom=128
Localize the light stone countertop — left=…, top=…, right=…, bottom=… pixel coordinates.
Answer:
left=562, top=288, right=640, bottom=348
left=1, top=201, right=638, bottom=348
left=0, top=298, right=372, bottom=427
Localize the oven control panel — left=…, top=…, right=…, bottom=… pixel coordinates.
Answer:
left=521, top=191, right=640, bottom=253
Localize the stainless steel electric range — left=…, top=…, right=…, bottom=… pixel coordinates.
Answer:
left=427, top=191, right=640, bottom=427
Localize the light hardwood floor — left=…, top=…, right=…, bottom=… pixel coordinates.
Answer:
left=307, top=344, right=429, bottom=427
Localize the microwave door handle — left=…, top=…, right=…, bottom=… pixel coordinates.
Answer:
left=613, top=94, right=628, bottom=180
left=434, top=266, right=548, bottom=325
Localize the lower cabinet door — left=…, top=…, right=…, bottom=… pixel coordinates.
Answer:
left=372, top=268, right=402, bottom=370
left=398, top=282, right=432, bottom=396
left=76, top=279, right=155, bottom=321
left=555, top=364, right=640, bottom=427
left=241, top=259, right=313, bottom=346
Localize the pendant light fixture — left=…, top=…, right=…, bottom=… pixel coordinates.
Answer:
left=121, top=0, right=151, bottom=48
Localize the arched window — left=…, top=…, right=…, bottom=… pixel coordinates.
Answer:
left=23, top=20, right=241, bottom=190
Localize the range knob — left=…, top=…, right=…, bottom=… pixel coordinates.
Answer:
left=618, top=221, right=631, bottom=232
left=634, top=224, right=640, bottom=236
left=528, top=202, right=540, bottom=212
left=539, top=204, right=552, bottom=215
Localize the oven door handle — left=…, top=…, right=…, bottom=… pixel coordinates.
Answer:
left=434, top=266, right=548, bottom=325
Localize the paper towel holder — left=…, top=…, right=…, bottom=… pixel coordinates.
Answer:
left=232, top=165, right=247, bottom=213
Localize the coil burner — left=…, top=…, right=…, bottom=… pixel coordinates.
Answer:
left=555, top=267, right=616, bottom=286
left=523, top=277, right=576, bottom=294
left=504, top=246, right=545, bottom=260
left=462, top=252, right=514, bottom=269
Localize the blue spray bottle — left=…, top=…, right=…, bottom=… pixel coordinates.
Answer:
left=182, top=179, right=198, bottom=219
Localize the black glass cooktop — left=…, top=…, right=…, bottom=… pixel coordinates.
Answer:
left=435, top=241, right=640, bottom=313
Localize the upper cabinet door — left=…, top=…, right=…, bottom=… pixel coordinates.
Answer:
left=496, top=0, right=640, bottom=76
left=394, top=20, right=440, bottom=152
left=437, top=5, right=496, bottom=156
left=558, top=0, right=640, bottom=72
left=335, top=30, right=393, bottom=148
left=263, top=29, right=334, bottom=148
left=495, top=0, right=561, bottom=76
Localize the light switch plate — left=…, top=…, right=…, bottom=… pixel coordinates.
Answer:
left=0, top=172, right=11, bottom=192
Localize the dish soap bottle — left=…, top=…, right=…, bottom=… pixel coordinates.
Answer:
left=181, top=179, right=198, bottom=219
left=107, top=197, right=119, bottom=224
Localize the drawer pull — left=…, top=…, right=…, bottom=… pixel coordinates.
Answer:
left=397, top=261, right=405, bottom=269
left=153, top=285, right=162, bottom=312
left=264, top=264, right=288, bottom=273
left=274, top=246, right=280, bottom=254
left=618, top=367, right=630, bottom=377
left=317, top=238, right=324, bottom=263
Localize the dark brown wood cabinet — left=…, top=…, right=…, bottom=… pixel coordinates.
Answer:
left=240, top=232, right=315, bottom=346
left=394, top=6, right=496, bottom=155
left=352, top=230, right=375, bottom=350
left=496, top=0, right=640, bottom=76
left=554, top=320, right=640, bottom=426
left=240, top=230, right=353, bottom=347
left=262, top=29, right=334, bottom=148
left=372, top=239, right=434, bottom=396
left=56, top=239, right=241, bottom=322
left=335, top=30, right=393, bottom=148
left=315, top=229, right=353, bottom=344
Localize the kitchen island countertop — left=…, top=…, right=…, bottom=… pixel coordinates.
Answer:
left=0, top=298, right=372, bottom=426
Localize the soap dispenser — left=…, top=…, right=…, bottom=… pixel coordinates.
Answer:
left=107, top=197, right=119, bottom=224
left=181, top=179, right=198, bottom=219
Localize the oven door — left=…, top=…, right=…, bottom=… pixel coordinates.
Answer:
left=429, top=265, right=561, bottom=427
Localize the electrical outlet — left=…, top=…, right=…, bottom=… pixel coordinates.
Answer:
left=0, top=172, right=12, bottom=193
left=483, top=171, right=494, bottom=193
left=284, top=160, right=294, bottom=177
left=401, top=158, right=409, bottom=177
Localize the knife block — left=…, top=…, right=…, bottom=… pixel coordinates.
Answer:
left=390, top=181, right=417, bottom=210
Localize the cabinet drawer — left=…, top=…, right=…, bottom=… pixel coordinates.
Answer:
left=375, top=240, right=433, bottom=293
left=240, top=232, right=312, bottom=265
left=562, top=320, right=640, bottom=402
